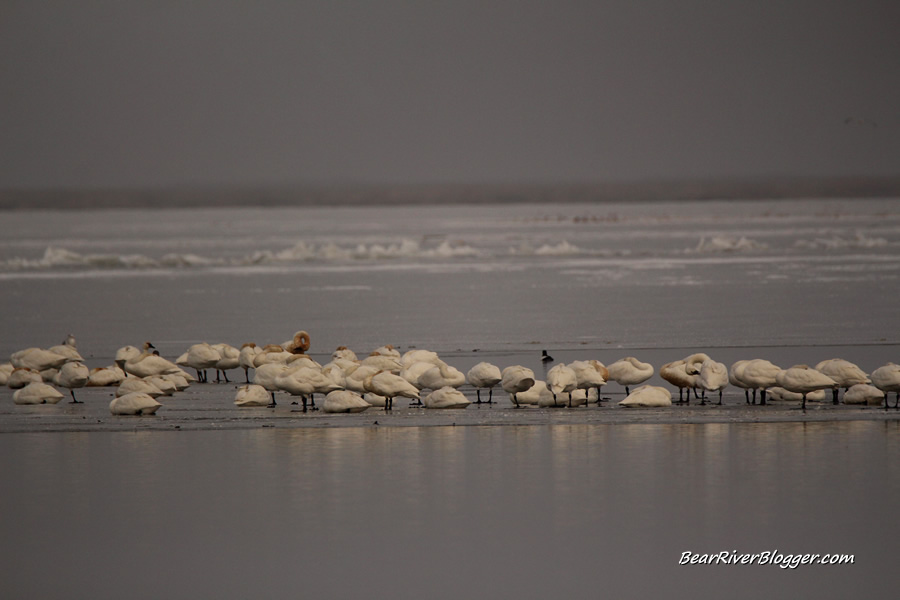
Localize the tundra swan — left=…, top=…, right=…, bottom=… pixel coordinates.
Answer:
left=501, top=365, right=535, bottom=408
left=323, top=390, right=371, bottom=413
left=871, top=363, right=900, bottom=408
left=547, top=363, right=577, bottom=407
left=13, top=382, right=64, bottom=405
left=54, top=362, right=90, bottom=403
left=619, top=385, right=672, bottom=407
left=568, top=360, right=608, bottom=404
left=424, top=387, right=471, bottom=409
left=234, top=384, right=273, bottom=407
left=110, top=392, right=161, bottom=415
left=363, top=370, right=420, bottom=410
left=466, top=362, right=502, bottom=404
left=815, top=359, right=870, bottom=404
left=698, top=359, right=728, bottom=405
left=774, top=365, right=837, bottom=410
left=606, top=357, right=652, bottom=395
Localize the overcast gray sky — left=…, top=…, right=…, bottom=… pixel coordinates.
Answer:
left=1, top=1, right=898, bottom=188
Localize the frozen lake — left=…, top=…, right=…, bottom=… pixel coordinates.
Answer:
left=2, top=197, right=899, bottom=598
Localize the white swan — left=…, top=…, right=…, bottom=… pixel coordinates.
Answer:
left=698, top=359, right=728, bottom=405
left=116, top=377, right=165, bottom=398
left=619, top=385, right=672, bottom=407
left=238, top=343, right=263, bottom=383
left=123, top=343, right=181, bottom=378
left=659, top=360, right=699, bottom=403
left=401, top=349, right=442, bottom=367
left=360, top=354, right=403, bottom=372
left=774, top=365, right=837, bottom=409
left=212, top=343, right=241, bottom=383
left=741, top=359, right=782, bottom=405
left=253, top=362, right=293, bottom=406
left=53, top=362, right=90, bottom=403
left=842, top=383, right=884, bottom=406
left=276, top=366, right=340, bottom=411
left=110, top=392, right=161, bottom=415
left=87, top=365, right=126, bottom=387
left=424, top=386, right=471, bottom=409
left=323, top=390, right=371, bottom=413
left=48, top=334, right=83, bottom=363
left=568, top=360, right=608, bottom=404
left=729, top=360, right=753, bottom=403
left=180, top=342, right=221, bottom=383
left=501, top=365, right=535, bottom=408
left=815, top=359, right=870, bottom=404
left=235, top=384, right=274, bottom=407
left=871, top=363, right=900, bottom=408
left=10, top=347, right=68, bottom=371
left=331, top=346, right=358, bottom=362
left=13, top=382, right=64, bottom=405
left=0, top=362, right=13, bottom=386
left=7, top=367, right=42, bottom=389
left=606, top=357, right=653, bottom=395
left=466, top=362, right=502, bottom=404
left=765, top=387, right=826, bottom=403
left=547, top=363, right=577, bottom=407
left=515, top=380, right=550, bottom=406
left=363, top=370, right=420, bottom=410
left=418, top=361, right=466, bottom=391
left=253, top=344, right=294, bottom=367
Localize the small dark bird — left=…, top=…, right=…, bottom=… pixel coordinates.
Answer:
left=541, top=350, right=554, bottom=363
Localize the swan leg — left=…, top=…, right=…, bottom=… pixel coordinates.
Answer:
left=752, top=389, right=757, bottom=405
left=760, top=389, right=767, bottom=406
left=310, top=394, right=318, bottom=410
left=475, top=389, right=482, bottom=404
left=268, top=391, right=277, bottom=408
left=801, top=393, right=807, bottom=411
left=488, top=388, right=493, bottom=404
left=718, top=389, right=723, bottom=405
left=244, top=368, right=250, bottom=384
left=700, top=390, right=706, bottom=406
left=568, top=392, right=572, bottom=408
left=216, top=370, right=222, bottom=383
left=745, top=389, right=750, bottom=404
left=625, top=386, right=630, bottom=396
left=512, top=393, right=521, bottom=409
left=832, top=388, right=839, bottom=405
left=223, top=370, right=230, bottom=383
left=69, top=390, right=82, bottom=404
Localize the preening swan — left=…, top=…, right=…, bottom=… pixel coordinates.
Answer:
left=282, top=330, right=311, bottom=354
left=466, top=362, right=502, bottom=404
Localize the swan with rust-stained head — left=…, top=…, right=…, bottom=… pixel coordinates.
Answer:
left=283, top=330, right=311, bottom=354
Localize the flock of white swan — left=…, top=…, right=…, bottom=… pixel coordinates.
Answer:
left=3, top=332, right=900, bottom=416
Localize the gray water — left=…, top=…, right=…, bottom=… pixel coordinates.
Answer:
left=1, top=422, right=896, bottom=599
left=2, top=198, right=900, bottom=597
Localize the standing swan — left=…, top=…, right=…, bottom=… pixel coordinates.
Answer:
left=698, top=359, right=728, bottom=405
left=466, top=362, right=502, bottom=404
left=364, top=370, right=420, bottom=411
left=547, top=363, right=577, bottom=407
left=607, top=357, right=653, bottom=396
left=501, top=366, right=535, bottom=408
left=774, top=365, right=837, bottom=410
left=54, top=362, right=90, bottom=403
left=815, top=359, right=870, bottom=404
left=871, top=363, right=900, bottom=408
